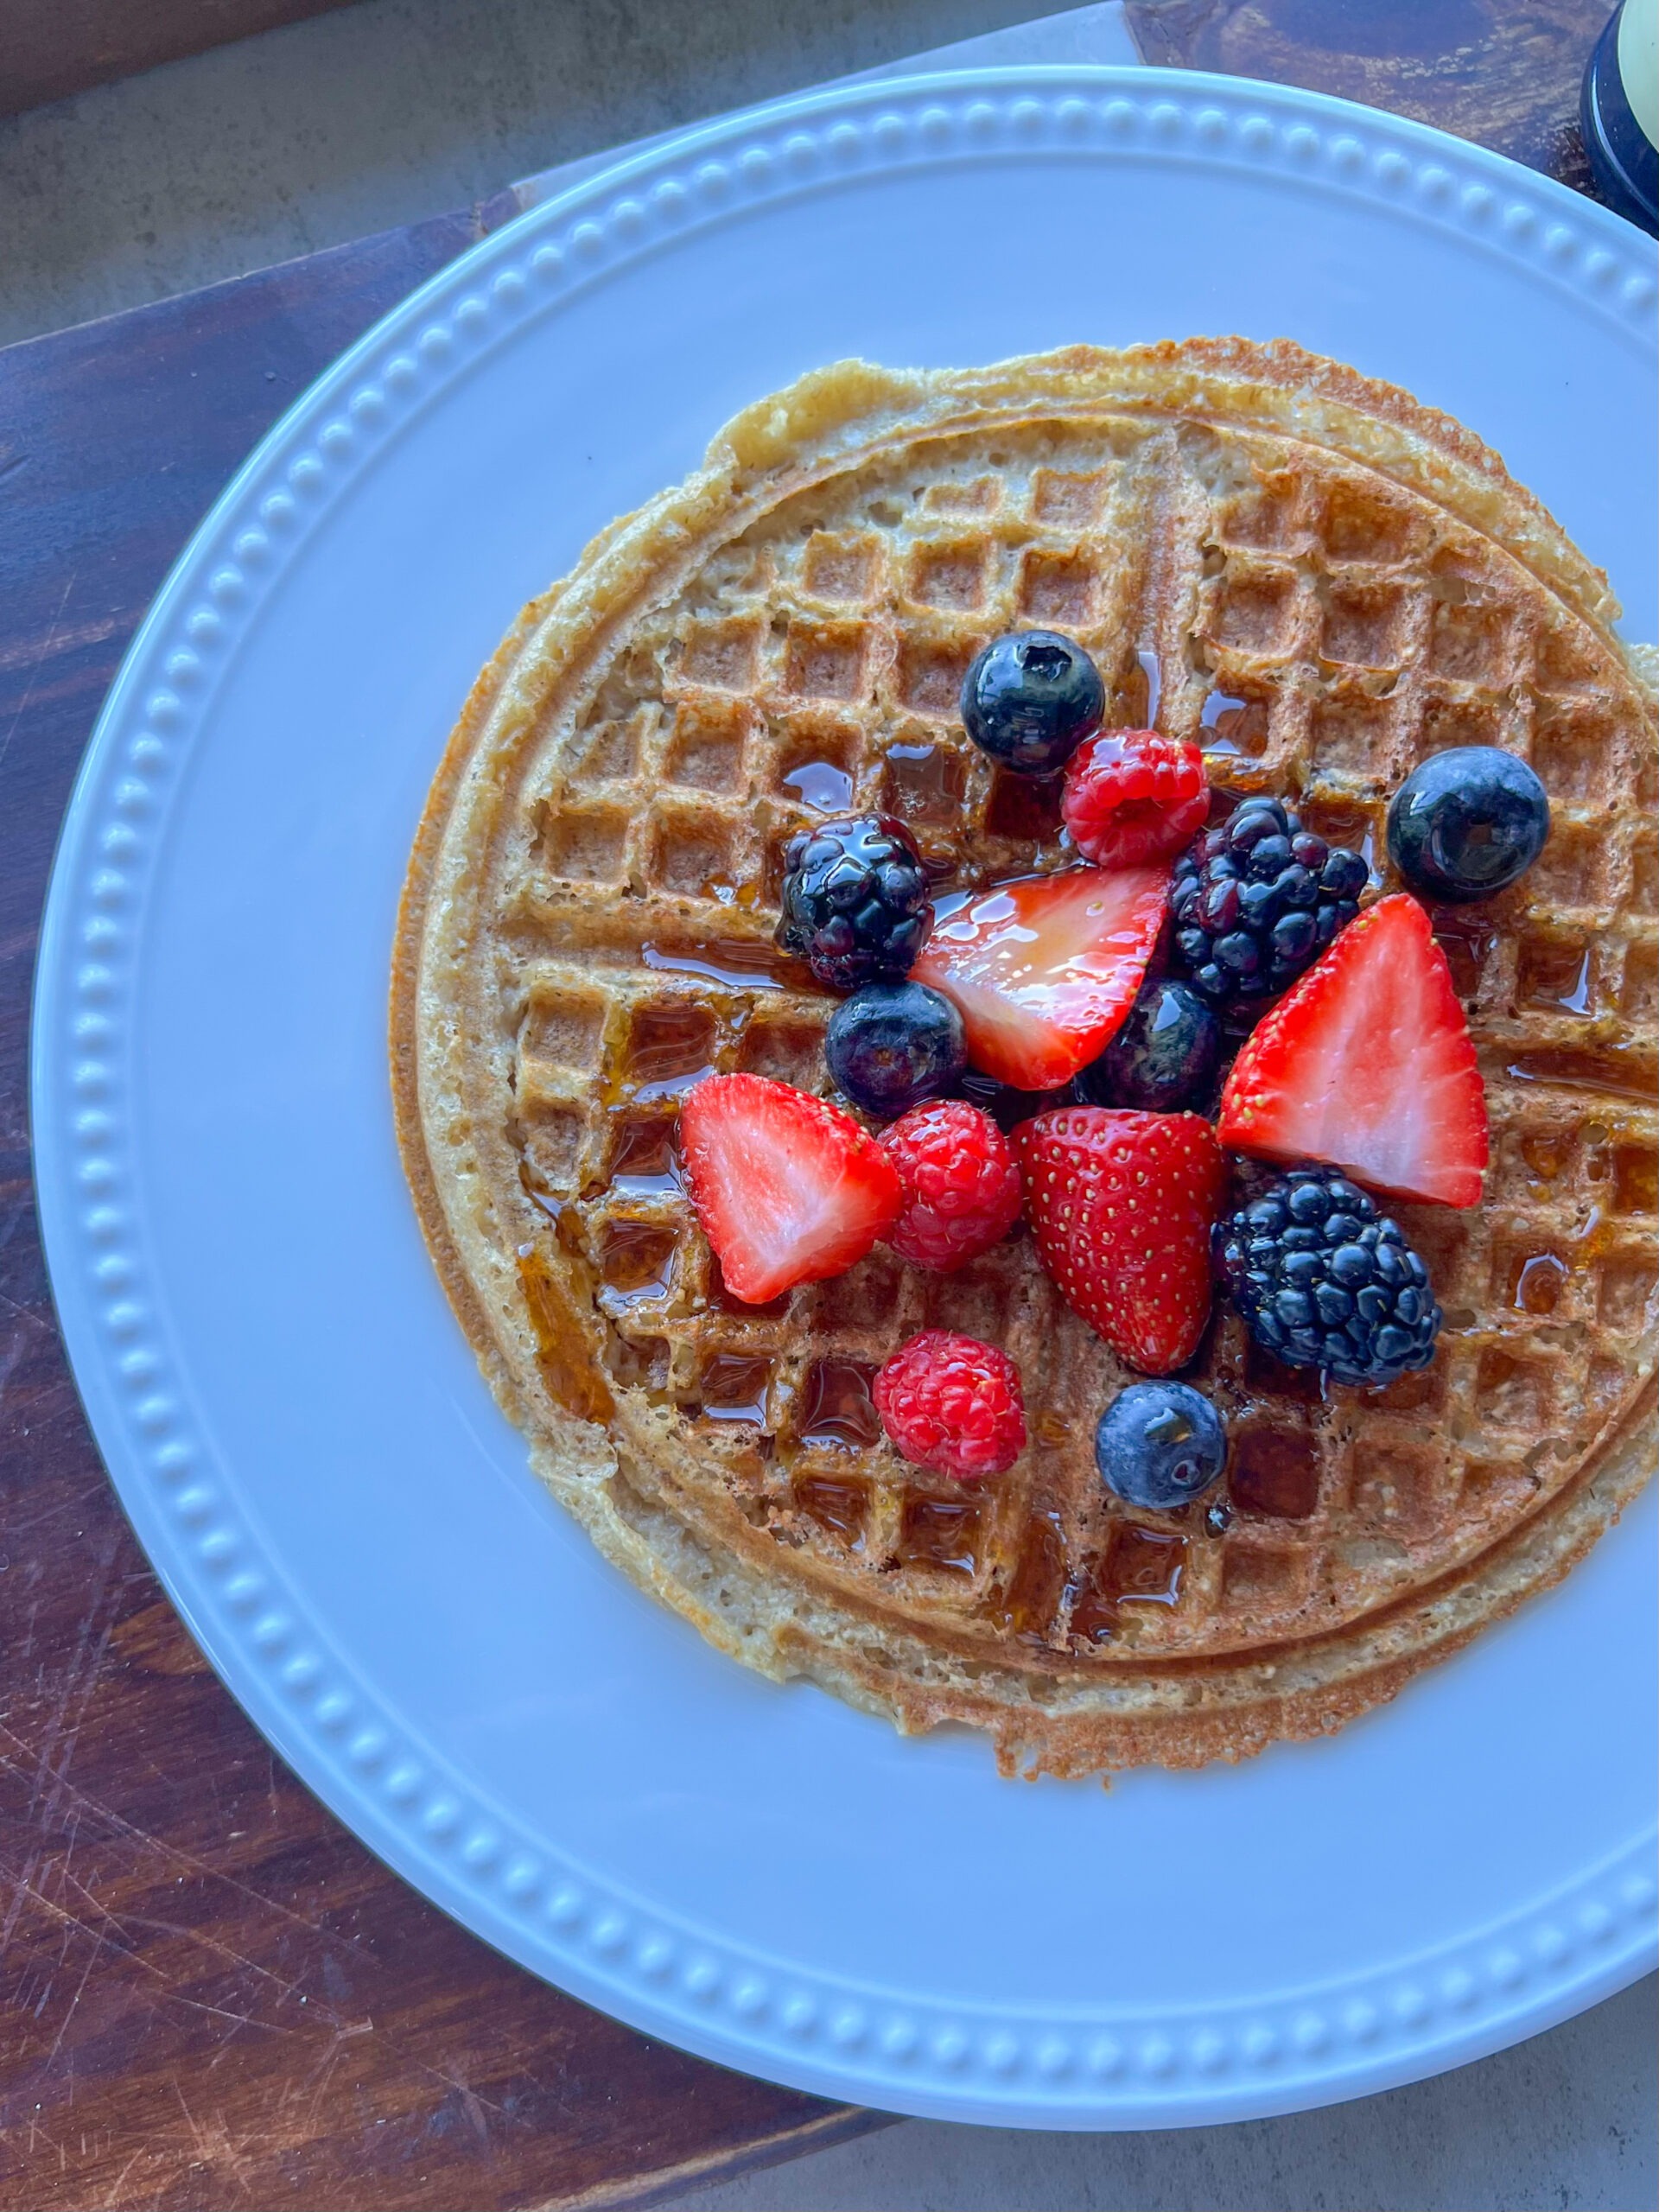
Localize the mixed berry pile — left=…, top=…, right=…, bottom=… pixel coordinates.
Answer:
left=677, top=624, right=1551, bottom=1517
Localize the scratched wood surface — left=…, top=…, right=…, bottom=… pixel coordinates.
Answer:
left=1124, top=0, right=1612, bottom=196
left=0, top=209, right=881, bottom=2212
left=0, top=10, right=1618, bottom=2209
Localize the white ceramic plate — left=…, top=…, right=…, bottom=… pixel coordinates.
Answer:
left=33, top=68, right=1658, bottom=2128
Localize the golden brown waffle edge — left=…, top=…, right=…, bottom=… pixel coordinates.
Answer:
left=391, top=338, right=1658, bottom=1778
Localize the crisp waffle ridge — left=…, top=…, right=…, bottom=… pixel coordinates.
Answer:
left=393, top=340, right=1657, bottom=1776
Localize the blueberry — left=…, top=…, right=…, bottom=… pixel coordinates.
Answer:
left=1075, top=978, right=1222, bottom=1113
left=1095, top=1382, right=1228, bottom=1511
left=959, top=629, right=1104, bottom=774
left=824, top=979, right=965, bottom=1119
left=1387, top=747, right=1550, bottom=904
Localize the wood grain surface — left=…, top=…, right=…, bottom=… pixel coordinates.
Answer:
left=0, top=10, right=1622, bottom=2207
left=1126, top=0, right=1612, bottom=195
left=0, top=206, right=879, bottom=2212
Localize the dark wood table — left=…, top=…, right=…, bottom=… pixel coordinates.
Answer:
left=0, top=4, right=1623, bottom=2205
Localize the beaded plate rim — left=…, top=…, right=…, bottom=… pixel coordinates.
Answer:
left=31, top=65, right=1657, bottom=2126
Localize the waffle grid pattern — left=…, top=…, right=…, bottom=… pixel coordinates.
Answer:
left=504, top=418, right=1656, bottom=1663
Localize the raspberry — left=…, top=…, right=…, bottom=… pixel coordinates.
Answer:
left=878, top=1102, right=1023, bottom=1271
left=874, top=1330, right=1027, bottom=1481
left=1060, top=728, right=1209, bottom=868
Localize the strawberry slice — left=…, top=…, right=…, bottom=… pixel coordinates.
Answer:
left=912, top=864, right=1168, bottom=1090
left=1016, top=1109, right=1226, bottom=1373
left=1218, top=893, right=1488, bottom=1209
left=679, top=1073, right=901, bottom=1302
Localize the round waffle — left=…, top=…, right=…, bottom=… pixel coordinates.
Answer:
left=391, top=340, right=1657, bottom=1777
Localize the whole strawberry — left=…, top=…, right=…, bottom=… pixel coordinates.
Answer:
left=874, top=1330, right=1027, bottom=1480
left=878, top=1101, right=1023, bottom=1272
left=1061, top=728, right=1208, bottom=868
left=1015, top=1108, right=1226, bottom=1373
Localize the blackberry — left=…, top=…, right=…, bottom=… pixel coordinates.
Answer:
left=1216, top=1166, right=1442, bottom=1387
left=776, top=813, right=931, bottom=991
left=1170, top=797, right=1368, bottom=1014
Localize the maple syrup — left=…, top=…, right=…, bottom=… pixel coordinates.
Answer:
left=1200, top=690, right=1268, bottom=758
left=640, top=939, right=802, bottom=991
left=1505, top=1046, right=1657, bottom=1104
left=705, top=1251, right=791, bottom=1320
left=792, top=1473, right=869, bottom=1546
left=516, top=1165, right=591, bottom=1265
left=619, top=1001, right=718, bottom=1103
left=897, top=1494, right=982, bottom=1577
left=515, top=1246, right=613, bottom=1424
left=988, top=1506, right=1066, bottom=1639
left=1243, top=1341, right=1325, bottom=1408
left=605, top=1332, right=670, bottom=1393
left=1101, top=1523, right=1186, bottom=1605
left=1430, top=910, right=1499, bottom=1001
left=604, top=1116, right=682, bottom=1197
left=1299, top=799, right=1377, bottom=882
left=1066, top=1579, right=1117, bottom=1645
left=1614, top=1145, right=1658, bottom=1216
left=1121, top=645, right=1161, bottom=727
left=882, top=740, right=966, bottom=826
left=697, top=1351, right=772, bottom=1423
left=596, top=1218, right=677, bottom=1305
left=1516, top=941, right=1594, bottom=1015
left=985, top=769, right=1065, bottom=843
left=781, top=759, right=855, bottom=812
left=1230, top=1427, right=1321, bottom=1520
left=796, top=1359, right=881, bottom=1448
left=1508, top=1251, right=1569, bottom=1315
left=1519, top=1129, right=1574, bottom=1187
left=518, top=1154, right=568, bottom=1224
